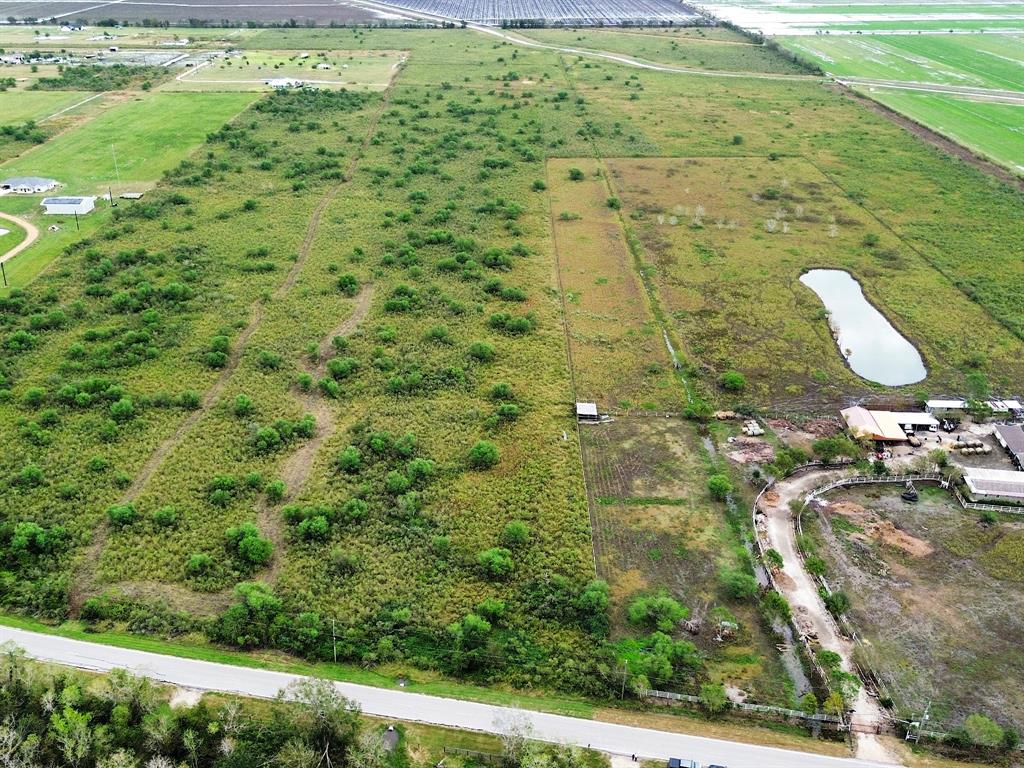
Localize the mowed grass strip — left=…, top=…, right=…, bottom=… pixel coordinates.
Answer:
left=0, top=91, right=258, bottom=192
left=0, top=90, right=95, bottom=125
left=548, top=158, right=679, bottom=412
left=863, top=88, right=1024, bottom=173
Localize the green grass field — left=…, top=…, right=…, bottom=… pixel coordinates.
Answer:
left=0, top=91, right=257, bottom=192
left=165, top=50, right=402, bottom=92
left=0, top=90, right=95, bottom=125
left=864, top=87, right=1024, bottom=171
left=783, top=34, right=1024, bottom=90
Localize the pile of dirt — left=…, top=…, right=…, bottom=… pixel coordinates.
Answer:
left=803, top=419, right=842, bottom=437
left=727, top=437, right=775, bottom=464
left=762, top=489, right=780, bottom=507
left=822, top=500, right=933, bottom=558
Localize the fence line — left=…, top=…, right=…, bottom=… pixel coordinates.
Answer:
left=807, top=472, right=1024, bottom=516
left=641, top=688, right=840, bottom=724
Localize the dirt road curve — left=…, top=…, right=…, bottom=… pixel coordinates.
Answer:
left=0, top=211, right=39, bottom=267
left=757, top=469, right=899, bottom=764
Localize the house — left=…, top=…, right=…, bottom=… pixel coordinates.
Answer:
left=925, top=397, right=1023, bottom=419
left=267, top=78, right=303, bottom=89
left=963, top=467, right=1024, bottom=503
left=841, top=406, right=937, bottom=442
left=315, top=62, right=332, bottom=70
left=575, top=402, right=599, bottom=422
left=994, top=424, right=1024, bottom=469
left=41, top=196, right=95, bottom=216
left=2, top=177, right=59, bottom=194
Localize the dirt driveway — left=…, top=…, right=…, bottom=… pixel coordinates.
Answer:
left=0, top=211, right=39, bottom=266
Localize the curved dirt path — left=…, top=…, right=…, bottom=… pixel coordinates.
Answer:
left=757, top=468, right=899, bottom=764
left=254, top=284, right=374, bottom=583
left=0, top=211, right=39, bottom=267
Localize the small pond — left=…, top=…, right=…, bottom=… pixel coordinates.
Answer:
left=799, top=269, right=926, bottom=386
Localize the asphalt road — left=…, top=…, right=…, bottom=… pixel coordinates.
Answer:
left=1, top=626, right=899, bottom=768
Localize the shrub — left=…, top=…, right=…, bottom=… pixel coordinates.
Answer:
left=501, top=520, right=530, bottom=548
left=478, top=547, right=513, bottom=579
left=152, top=506, right=177, bottom=527
left=337, top=273, right=359, bottom=296
left=186, top=553, right=213, bottom=576
left=963, top=714, right=1004, bottom=748
left=109, top=397, right=135, bottom=422
left=823, top=590, right=851, bottom=617
left=298, top=515, right=330, bottom=541
left=707, top=474, right=732, bottom=500
left=468, top=341, right=495, bottom=362
left=337, top=445, right=361, bottom=473
left=265, top=479, right=286, bottom=503
left=720, top=569, right=758, bottom=600
left=107, top=503, right=137, bottom=528
left=233, top=394, right=254, bottom=417
left=468, top=440, right=499, bottom=469
left=718, top=370, right=746, bottom=392
left=568, top=167, right=584, bottom=181
left=627, top=591, right=687, bottom=632
left=237, top=533, right=273, bottom=566
left=700, top=682, right=730, bottom=715
left=489, top=382, right=513, bottom=400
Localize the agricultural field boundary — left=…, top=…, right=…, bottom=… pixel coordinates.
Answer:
left=69, top=65, right=405, bottom=613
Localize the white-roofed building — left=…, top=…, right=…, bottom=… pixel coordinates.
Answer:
left=963, top=467, right=1024, bottom=502
left=2, top=176, right=59, bottom=194
left=575, top=402, right=599, bottom=422
left=41, top=196, right=95, bottom=215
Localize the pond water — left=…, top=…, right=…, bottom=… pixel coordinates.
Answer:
left=799, top=269, right=926, bottom=386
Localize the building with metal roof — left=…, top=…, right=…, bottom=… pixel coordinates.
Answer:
left=575, top=402, right=599, bottom=422
left=995, top=424, right=1024, bottom=469
left=841, top=406, right=937, bottom=442
left=963, top=466, right=1024, bottom=501
left=41, top=196, right=95, bottom=216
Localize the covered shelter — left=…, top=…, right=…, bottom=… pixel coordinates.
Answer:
left=575, top=402, right=599, bottom=422
left=41, top=196, right=95, bottom=216
left=995, top=424, right=1024, bottom=469
left=841, top=406, right=937, bottom=442
left=963, top=467, right=1024, bottom=502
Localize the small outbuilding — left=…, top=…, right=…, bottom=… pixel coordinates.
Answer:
left=2, top=176, right=59, bottom=194
left=41, top=196, right=95, bottom=216
left=575, top=402, right=599, bottom=422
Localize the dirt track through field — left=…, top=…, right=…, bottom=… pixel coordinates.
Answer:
left=69, top=65, right=402, bottom=615
left=254, top=284, right=374, bottom=583
left=0, top=212, right=39, bottom=267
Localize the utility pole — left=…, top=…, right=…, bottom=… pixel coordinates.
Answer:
left=620, top=660, right=628, bottom=699
left=111, top=143, right=121, bottom=188
left=73, top=211, right=80, bottom=231
left=1, top=262, right=7, bottom=287
left=332, top=618, right=337, bottom=663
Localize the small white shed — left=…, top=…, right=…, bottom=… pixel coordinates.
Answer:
left=41, top=196, right=95, bottom=216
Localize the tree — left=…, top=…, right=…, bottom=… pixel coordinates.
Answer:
left=627, top=591, right=687, bottom=632
left=699, top=682, right=729, bottom=716
left=800, top=692, right=819, bottom=715
left=718, top=370, right=746, bottom=392
left=823, top=590, right=850, bottom=617
left=278, top=679, right=361, bottom=760
left=576, top=579, right=610, bottom=634
left=478, top=547, right=514, bottom=579
left=50, top=706, right=93, bottom=768
left=707, top=474, right=732, bottom=500
left=468, top=440, right=499, bottom=469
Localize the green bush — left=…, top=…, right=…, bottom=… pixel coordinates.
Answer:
left=478, top=547, right=514, bottom=579
left=468, top=440, right=499, bottom=469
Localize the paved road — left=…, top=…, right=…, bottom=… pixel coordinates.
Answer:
left=0, top=626, right=899, bottom=768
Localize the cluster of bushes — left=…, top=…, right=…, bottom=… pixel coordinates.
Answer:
left=30, top=63, right=163, bottom=91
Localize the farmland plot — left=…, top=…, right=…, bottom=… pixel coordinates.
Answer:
left=603, top=156, right=1024, bottom=405
left=547, top=157, right=679, bottom=412
left=580, top=417, right=795, bottom=705
left=802, top=486, right=1024, bottom=732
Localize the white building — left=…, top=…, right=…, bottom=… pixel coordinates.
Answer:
left=2, top=177, right=59, bottom=194
left=963, top=467, right=1024, bottom=502
left=41, top=196, right=95, bottom=216
left=267, top=78, right=304, bottom=89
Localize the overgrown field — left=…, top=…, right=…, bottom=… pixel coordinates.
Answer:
left=520, top=27, right=809, bottom=74
left=802, top=486, right=1024, bottom=732
left=0, top=90, right=93, bottom=125
left=1, top=24, right=1023, bottom=709
left=599, top=156, right=1024, bottom=404
left=167, top=50, right=404, bottom=92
